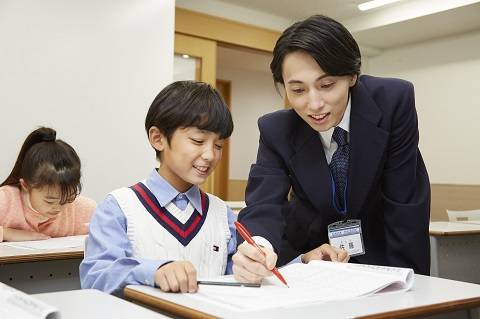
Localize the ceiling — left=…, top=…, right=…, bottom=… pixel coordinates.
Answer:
left=177, top=0, right=480, bottom=53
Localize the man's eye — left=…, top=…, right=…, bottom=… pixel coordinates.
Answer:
left=321, top=82, right=334, bottom=88
left=291, top=88, right=304, bottom=94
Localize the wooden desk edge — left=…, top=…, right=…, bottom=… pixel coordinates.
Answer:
left=0, top=251, right=83, bottom=264
left=429, top=230, right=480, bottom=236
left=355, top=296, right=480, bottom=319
left=124, top=287, right=220, bottom=319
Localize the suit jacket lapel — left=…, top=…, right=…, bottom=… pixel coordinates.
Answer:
left=348, top=80, right=389, bottom=219
left=290, top=119, right=337, bottom=219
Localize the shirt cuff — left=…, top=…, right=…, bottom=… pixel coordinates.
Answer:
left=252, top=236, right=273, bottom=251
left=288, top=255, right=303, bottom=265
left=134, top=259, right=171, bottom=287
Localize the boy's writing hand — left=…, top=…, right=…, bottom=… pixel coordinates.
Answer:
left=301, top=243, right=349, bottom=263
left=232, top=241, right=277, bottom=283
left=2, top=228, right=50, bottom=242
left=155, top=261, right=198, bottom=293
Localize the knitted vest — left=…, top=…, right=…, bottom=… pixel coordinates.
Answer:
left=111, top=182, right=230, bottom=277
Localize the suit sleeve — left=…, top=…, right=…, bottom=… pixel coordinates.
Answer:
left=237, top=122, right=292, bottom=252
left=382, top=82, right=431, bottom=275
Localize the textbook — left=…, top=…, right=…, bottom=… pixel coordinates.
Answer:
left=0, top=283, right=59, bottom=319
left=126, top=260, right=414, bottom=317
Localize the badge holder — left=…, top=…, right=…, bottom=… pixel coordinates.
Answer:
left=328, top=219, right=365, bottom=257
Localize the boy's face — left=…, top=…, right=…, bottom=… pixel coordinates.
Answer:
left=152, top=127, right=224, bottom=192
left=282, top=50, right=357, bottom=132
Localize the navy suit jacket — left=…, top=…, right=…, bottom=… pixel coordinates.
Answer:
left=238, top=75, right=431, bottom=275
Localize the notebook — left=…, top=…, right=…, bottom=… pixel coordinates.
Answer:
left=0, top=283, right=59, bottom=319
left=126, top=260, right=414, bottom=315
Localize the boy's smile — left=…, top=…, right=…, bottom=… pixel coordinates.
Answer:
left=152, top=126, right=224, bottom=193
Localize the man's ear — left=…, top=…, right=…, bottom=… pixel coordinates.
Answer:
left=148, top=126, right=166, bottom=152
left=19, top=178, right=29, bottom=192
left=349, top=74, right=358, bottom=87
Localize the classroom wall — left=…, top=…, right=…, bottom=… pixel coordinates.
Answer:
left=369, top=30, right=480, bottom=185
left=0, top=0, right=175, bottom=201
left=216, top=66, right=282, bottom=180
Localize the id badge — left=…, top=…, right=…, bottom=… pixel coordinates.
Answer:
left=328, top=219, right=365, bottom=257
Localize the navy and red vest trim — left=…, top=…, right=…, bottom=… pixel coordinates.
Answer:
left=129, top=182, right=209, bottom=247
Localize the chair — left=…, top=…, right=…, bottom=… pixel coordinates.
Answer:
left=446, top=209, right=480, bottom=222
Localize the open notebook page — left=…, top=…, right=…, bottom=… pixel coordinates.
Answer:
left=0, top=283, right=59, bottom=319
left=0, top=235, right=86, bottom=250
left=192, top=260, right=414, bottom=311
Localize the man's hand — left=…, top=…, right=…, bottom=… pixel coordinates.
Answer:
left=232, top=241, right=278, bottom=283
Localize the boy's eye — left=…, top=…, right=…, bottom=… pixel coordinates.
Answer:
left=44, top=201, right=56, bottom=205
left=215, top=144, right=223, bottom=150
left=190, top=138, right=203, bottom=144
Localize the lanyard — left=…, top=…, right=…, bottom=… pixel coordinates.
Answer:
left=330, top=173, right=348, bottom=219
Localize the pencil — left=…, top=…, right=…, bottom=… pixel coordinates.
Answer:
left=197, top=281, right=261, bottom=288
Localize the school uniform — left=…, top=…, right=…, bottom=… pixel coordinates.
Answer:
left=238, top=75, right=431, bottom=275
left=0, top=185, right=95, bottom=241
left=80, top=169, right=237, bottom=295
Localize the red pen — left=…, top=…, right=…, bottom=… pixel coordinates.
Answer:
left=234, top=221, right=289, bottom=288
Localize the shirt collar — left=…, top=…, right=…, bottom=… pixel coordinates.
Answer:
left=145, top=169, right=203, bottom=213
left=319, top=96, right=351, bottom=149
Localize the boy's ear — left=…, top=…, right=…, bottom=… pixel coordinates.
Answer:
left=19, top=178, right=29, bottom=192
left=148, top=126, right=167, bottom=152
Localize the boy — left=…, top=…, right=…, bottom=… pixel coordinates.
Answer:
left=80, top=81, right=235, bottom=295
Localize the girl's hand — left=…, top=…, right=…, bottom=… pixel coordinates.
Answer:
left=2, top=228, right=50, bottom=242
left=301, top=243, right=349, bottom=263
left=155, top=261, right=198, bottom=293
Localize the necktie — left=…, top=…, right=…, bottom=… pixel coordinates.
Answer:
left=329, top=127, right=349, bottom=212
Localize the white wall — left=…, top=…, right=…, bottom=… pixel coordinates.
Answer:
left=0, top=0, right=175, bottom=201
left=369, top=30, right=480, bottom=184
left=217, top=67, right=283, bottom=180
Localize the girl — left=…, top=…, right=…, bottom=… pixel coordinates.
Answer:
left=0, top=127, right=96, bottom=242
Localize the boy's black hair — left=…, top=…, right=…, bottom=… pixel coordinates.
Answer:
left=145, top=81, right=233, bottom=159
left=1, top=127, right=82, bottom=205
left=270, top=15, right=361, bottom=88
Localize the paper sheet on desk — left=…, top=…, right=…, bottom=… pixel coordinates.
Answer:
left=1, top=235, right=86, bottom=250
left=192, top=260, right=414, bottom=311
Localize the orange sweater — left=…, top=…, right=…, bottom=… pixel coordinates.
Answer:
left=0, top=185, right=96, bottom=242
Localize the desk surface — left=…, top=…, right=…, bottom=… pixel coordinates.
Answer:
left=34, top=289, right=168, bottom=319
left=0, top=244, right=83, bottom=264
left=125, top=275, right=480, bottom=319
left=429, top=221, right=480, bottom=236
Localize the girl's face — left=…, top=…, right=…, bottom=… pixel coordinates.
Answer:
left=20, top=180, right=65, bottom=217
left=282, top=50, right=357, bottom=132
left=151, top=126, right=224, bottom=193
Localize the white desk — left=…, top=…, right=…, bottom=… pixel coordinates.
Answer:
left=34, top=289, right=169, bottom=319
left=125, top=275, right=480, bottom=319
left=429, top=221, right=480, bottom=283
left=0, top=240, right=84, bottom=293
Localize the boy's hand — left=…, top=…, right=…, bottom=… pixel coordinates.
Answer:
left=301, top=243, right=349, bottom=263
left=232, top=241, right=277, bottom=283
left=3, top=228, right=50, bottom=242
left=155, top=261, right=198, bottom=293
